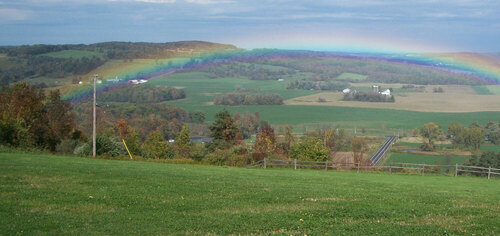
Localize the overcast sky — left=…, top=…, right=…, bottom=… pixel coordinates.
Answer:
left=0, top=0, right=499, bottom=52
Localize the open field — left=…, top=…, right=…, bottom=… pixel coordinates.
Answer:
left=285, top=87, right=500, bottom=112
left=335, top=72, right=367, bottom=81
left=387, top=153, right=470, bottom=165
left=1, top=152, right=499, bottom=234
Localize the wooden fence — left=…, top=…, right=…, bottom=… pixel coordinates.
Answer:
left=246, top=158, right=500, bottom=179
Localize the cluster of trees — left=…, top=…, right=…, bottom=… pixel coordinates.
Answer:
left=419, top=121, right=499, bottom=151
left=343, top=91, right=395, bottom=102
left=213, top=93, right=283, bottom=106
left=100, top=84, right=185, bottom=103
left=0, top=83, right=78, bottom=151
left=206, top=63, right=296, bottom=80
left=469, top=151, right=500, bottom=169
left=286, top=80, right=349, bottom=91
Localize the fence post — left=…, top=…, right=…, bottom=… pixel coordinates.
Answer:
left=264, top=158, right=267, bottom=169
left=294, top=159, right=297, bottom=170
left=325, top=160, right=328, bottom=171
left=422, top=165, right=425, bottom=176
left=357, top=162, right=360, bottom=174
left=455, top=163, right=458, bottom=177
left=488, top=166, right=491, bottom=180
left=389, top=164, right=392, bottom=175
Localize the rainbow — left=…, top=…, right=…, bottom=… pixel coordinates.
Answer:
left=63, top=45, right=500, bottom=102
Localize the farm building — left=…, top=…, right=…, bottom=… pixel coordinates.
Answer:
left=342, top=88, right=351, bottom=94
left=380, top=89, right=391, bottom=96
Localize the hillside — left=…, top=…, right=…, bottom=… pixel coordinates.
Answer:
left=0, top=152, right=499, bottom=234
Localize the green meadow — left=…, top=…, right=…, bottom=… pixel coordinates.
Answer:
left=1, top=152, right=499, bottom=235
left=147, top=72, right=500, bottom=131
left=387, top=153, right=469, bottom=165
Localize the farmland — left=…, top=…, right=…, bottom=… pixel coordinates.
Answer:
left=1, top=152, right=499, bottom=235
left=146, top=71, right=500, bottom=132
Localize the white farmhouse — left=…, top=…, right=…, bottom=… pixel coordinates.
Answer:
left=380, top=89, right=391, bottom=96
left=342, top=88, right=351, bottom=94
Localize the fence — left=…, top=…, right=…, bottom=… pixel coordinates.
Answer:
left=246, top=158, right=500, bottom=179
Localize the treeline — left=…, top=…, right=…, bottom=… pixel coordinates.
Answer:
left=0, top=56, right=104, bottom=85
left=286, top=80, right=349, bottom=91
left=206, top=63, right=296, bottom=80
left=343, top=91, right=395, bottom=102
left=100, top=84, right=185, bottom=103
left=213, top=93, right=283, bottom=105
left=0, top=83, right=78, bottom=151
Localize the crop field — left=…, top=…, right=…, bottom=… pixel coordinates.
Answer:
left=1, top=152, right=499, bottom=234
left=285, top=86, right=500, bottom=112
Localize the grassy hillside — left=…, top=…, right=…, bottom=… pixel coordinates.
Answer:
left=1, top=152, right=499, bottom=234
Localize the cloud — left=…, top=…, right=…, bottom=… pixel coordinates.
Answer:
left=0, top=8, right=32, bottom=21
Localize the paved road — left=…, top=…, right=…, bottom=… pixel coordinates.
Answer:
left=370, top=136, right=398, bottom=165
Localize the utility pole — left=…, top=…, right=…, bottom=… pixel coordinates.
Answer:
left=93, top=74, right=98, bottom=158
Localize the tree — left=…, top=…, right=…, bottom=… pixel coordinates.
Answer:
left=420, top=122, right=441, bottom=151
left=254, top=126, right=277, bottom=156
left=142, top=130, right=173, bottom=159
left=465, top=127, right=485, bottom=150
left=283, top=125, right=295, bottom=155
left=448, top=122, right=466, bottom=149
left=190, top=110, right=206, bottom=123
left=351, top=137, right=368, bottom=163
left=289, top=137, right=330, bottom=162
left=209, top=109, right=239, bottom=149
left=175, top=125, right=191, bottom=158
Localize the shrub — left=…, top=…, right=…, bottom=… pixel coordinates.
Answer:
left=74, top=135, right=125, bottom=157
left=289, top=137, right=330, bottom=161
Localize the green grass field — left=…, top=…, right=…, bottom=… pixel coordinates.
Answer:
left=387, top=153, right=469, bottom=165
left=39, top=50, right=104, bottom=59
left=335, top=72, right=368, bottom=81
left=1, top=152, right=499, bottom=234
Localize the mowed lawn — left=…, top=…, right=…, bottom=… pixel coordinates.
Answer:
left=1, top=152, right=499, bottom=234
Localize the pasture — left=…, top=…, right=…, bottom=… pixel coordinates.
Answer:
left=1, top=152, right=499, bottom=234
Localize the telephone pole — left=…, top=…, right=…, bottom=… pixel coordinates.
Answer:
left=93, top=74, right=98, bottom=158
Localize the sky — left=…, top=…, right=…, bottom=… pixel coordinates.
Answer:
left=0, top=0, right=499, bottom=52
